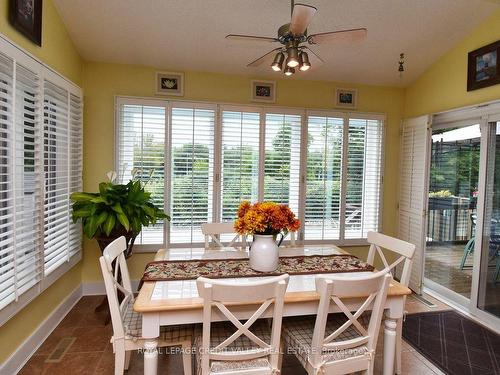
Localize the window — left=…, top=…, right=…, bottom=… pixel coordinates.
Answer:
left=169, top=105, right=215, bottom=244
left=117, top=101, right=166, bottom=244
left=264, top=113, right=301, bottom=214
left=116, top=98, right=384, bottom=247
left=305, top=114, right=383, bottom=241
left=220, top=110, right=260, bottom=221
left=305, top=115, right=343, bottom=240
left=0, top=39, right=82, bottom=319
left=345, top=118, right=383, bottom=239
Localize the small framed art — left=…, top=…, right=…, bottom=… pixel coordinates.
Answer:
left=156, top=72, right=184, bottom=96
left=9, top=0, right=42, bottom=46
left=251, top=80, right=276, bottom=103
left=335, top=88, right=357, bottom=109
left=467, top=40, right=500, bottom=91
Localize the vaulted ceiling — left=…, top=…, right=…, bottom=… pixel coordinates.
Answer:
left=53, top=0, right=498, bottom=87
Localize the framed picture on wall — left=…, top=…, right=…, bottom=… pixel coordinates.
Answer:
left=9, top=0, right=42, bottom=46
left=467, top=40, right=500, bottom=91
left=156, top=71, right=184, bottom=96
left=251, top=80, right=276, bottom=103
left=335, top=88, right=357, bottom=109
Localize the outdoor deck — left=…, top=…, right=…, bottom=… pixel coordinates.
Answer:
left=425, top=242, right=500, bottom=317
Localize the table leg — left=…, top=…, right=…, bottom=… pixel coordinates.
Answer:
left=383, top=316, right=397, bottom=375
left=142, top=312, right=160, bottom=375
left=144, top=339, right=158, bottom=375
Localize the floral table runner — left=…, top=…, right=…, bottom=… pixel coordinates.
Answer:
left=140, top=254, right=374, bottom=283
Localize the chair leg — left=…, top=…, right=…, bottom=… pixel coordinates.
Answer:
left=181, top=341, right=192, bottom=375
left=460, top=238, right=475, bottom=270
left=277, top=340, right=284, bottom=373
left=114, top=341, right=126, bottom=375
left=124, top=350, right=131, bottom=370
left=395, top=318, right=403, bottom=374
left=494, top=255, right=500, bottom=283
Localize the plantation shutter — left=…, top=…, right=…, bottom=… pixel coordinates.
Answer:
left=220, top=109, right=260, bottom=221
left=69, top=94, right=83, bottom=256
left=43, top=80, right=70, bottom=275
left=264, top=113, right=301, bottom=215
left=13, top=63, right=43, bottom=298
left=0, top=54, right=16, bottom=309
left=0, top=39, right=83, bottom=319
left=304, top=114, right=343, bottom=240
left=344, top=118, right=383, bottom=239
left=398, top=115, right=430, bottom=294
left=116, top=101, right=166, bottom=245
left=169, top=104, right=215, bottom=244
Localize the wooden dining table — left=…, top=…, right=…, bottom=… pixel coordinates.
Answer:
left=134, top=245, right=411, bottom=375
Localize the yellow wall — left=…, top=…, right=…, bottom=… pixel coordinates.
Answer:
left=404, top=9, right=500, bottom=118
left=81, top=61, right=405, bottom=281
left=0, top=0, right=84, bottom=364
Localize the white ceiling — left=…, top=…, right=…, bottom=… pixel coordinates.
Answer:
left=53, top=0, right=498, bottom=87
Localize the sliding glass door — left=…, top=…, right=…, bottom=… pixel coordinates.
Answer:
left=425, top=123, right=481, bottom=303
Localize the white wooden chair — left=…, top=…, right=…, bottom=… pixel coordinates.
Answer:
left=201, top=222, right=247, bottom=249
left=282, top=272, right=391, bottom=375
left=99, top=236, right=193, bottom=375
left=366, top=231, right=416, bottom=375
left=194, top=274, right=289, bottom=375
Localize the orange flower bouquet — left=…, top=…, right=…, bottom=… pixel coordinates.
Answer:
left=234, top=201, right=300, bottom=238
left=235, top=201, right=300, bottom=272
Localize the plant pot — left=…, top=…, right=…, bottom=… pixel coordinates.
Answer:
left=250, top=234, right=279, bottom=272
left=94, top=227, right=137, bottom=258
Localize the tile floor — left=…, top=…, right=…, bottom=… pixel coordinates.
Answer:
left=19, top=293, right=450, bottom=375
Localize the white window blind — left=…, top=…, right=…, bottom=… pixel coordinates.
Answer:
left=0, top=39, right=83, bottom=318
left=43, top=80, right=70, bottom=275
left=264, top=113, right=301, bottom=214
left=115, top=98, right=384, bottom=247
left=170, top=106, right=215, bottom=244
left=13, top=63, right=42, bottom=299
left=69, top=94, right=83, bottom=256
left=0, top=53, right=16, bottom=309
left=305, top=115, right=343, bottom=240
left=345, top=118, right=383, bottom=239
left=117, top=103, right=166, bottom=245
left=220, top=110, right=260, bottom=221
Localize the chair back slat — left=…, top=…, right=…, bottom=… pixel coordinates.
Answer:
left=309, top=272, right=391, bottom=367
left=201, top=222, right=247, bottom=249
left=366, top=231, right=416, bottom=287
left=196, top=274, right=289, bottom=373
left=99, top=236, right=134, bottom=338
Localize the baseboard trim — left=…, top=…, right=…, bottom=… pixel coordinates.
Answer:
left=82, top=280, right=140, bottom=295
left=1, top=285, right=83, bottom=375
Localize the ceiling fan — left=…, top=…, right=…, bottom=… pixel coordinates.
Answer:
left=226, top=0, right=367, bottom=76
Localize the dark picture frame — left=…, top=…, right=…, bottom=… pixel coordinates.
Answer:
left=335, top=88, right=357, bottom=109
left=467, top=40, right=500, bottom=91
left=250, top=80, right=276, bottom=103
left=9, top=0, right=42, bottom=46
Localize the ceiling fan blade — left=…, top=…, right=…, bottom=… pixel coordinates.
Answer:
left=247, top=48, right=282, bottom=67
left=226, top=34, right=278, bottom=43
left=302, top=46, right=324, bottom=64
left=289, top=3, right=317, bottom=35
left=308, top=28, right=367, bottom=44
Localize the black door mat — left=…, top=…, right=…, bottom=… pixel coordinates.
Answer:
left=402, top=310, right=500, bottom=375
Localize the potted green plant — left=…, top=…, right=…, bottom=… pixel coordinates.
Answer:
left=70, top=171, right=169, bottom=257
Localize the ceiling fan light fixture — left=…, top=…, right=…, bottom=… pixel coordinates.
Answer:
left=299, top=52, right=311, bottom=71
left=271, top=52, right=285, bottom=71
left=284, top=66, right=295, bottom=76
left=286, top=47, right=300, bottom=68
